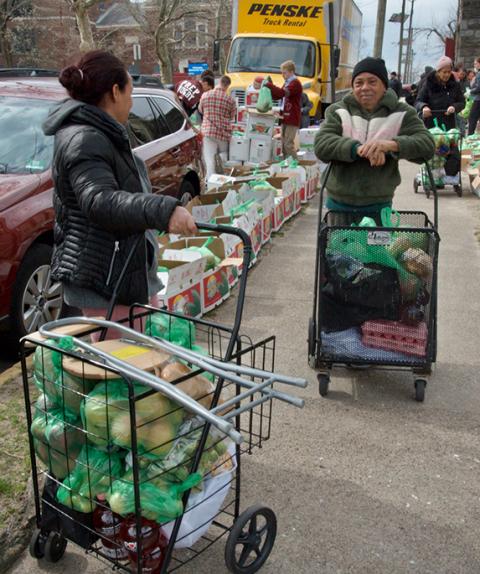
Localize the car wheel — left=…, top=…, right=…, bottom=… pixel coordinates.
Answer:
left=8, top=243, right=64, bottom=349
left=179, top=180, right=197, bottom=206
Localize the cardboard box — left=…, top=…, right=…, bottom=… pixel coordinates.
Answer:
left=229, top=136, right=250, bottom=162
left=186, top=190, right=238, bottom=222
left=299, top=127, right=320, bottom=150
left=236, top=106, right=247, bottom=124
left=272, top=137, right=283, bottom=161
left=159, top=238, right=231, bottom=313
left=207, top=173, right=237, bottom=190
left=249, top=139, right=272, bottom=163
left=215, top=209, right=262, bottom=258
left=238, top=186, right=275, bottom=245
left=266, top=176, right=295, bottom=220
left=245, top=111, right=276, bottom=140
left=157, top=259, right=204, bottom=317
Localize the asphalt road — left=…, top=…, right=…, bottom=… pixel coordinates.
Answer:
left=8, top=161, right=480, bottom=573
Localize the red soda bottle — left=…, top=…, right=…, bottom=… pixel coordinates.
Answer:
left=119, top=515, right=169, bottom=573
left=92, top=494, right=128, bottom=560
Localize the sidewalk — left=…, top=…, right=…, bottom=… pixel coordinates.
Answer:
left=9, top=161, right=480, bottom=573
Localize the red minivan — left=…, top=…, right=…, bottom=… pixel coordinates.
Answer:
left=0, top=78, right=205, bottom=352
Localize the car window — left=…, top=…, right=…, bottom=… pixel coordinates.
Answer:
left=147, top=98, right=170, bottom=139
left=128, top=97, right=159, bottom=145
left=150, top=97, right=185, bottom=133
left=0, top=96, right=55, bottom=174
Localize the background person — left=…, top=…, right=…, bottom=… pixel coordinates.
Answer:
left=265, top=60, right=303, bottom=159
left=388, top=71, right=402, bottom=96
left=42, top=50, right=197, bottom=339
left=174, top=77, right=203, bottom=116
left=416, top=56, right=465, bottom=131
left=300, top=92, right=313, bottom=128
left=198, top=75, right=236, bottom=179
left=467, top=57, right=480, bottom=136
left=314, top=57, right=435, bottom=217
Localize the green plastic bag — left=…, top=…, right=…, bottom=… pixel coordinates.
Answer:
left=460, top=97, right=473, bottom=119
left=145, top=313, right=196, bottom=348
left=256, top=82, right=273, bottom=113
left=107, top=471, right=201, bottom=523
left=56, top=445, right=125, bottom=512
left=182, top=238, right=220, bottom=271
left=31, top=405, right=84, bottom=479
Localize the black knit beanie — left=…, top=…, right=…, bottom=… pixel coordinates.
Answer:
left=352, top=57, right=388, bottom=88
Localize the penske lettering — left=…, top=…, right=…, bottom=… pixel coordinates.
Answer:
left=247, top=3, right=323, bottom=18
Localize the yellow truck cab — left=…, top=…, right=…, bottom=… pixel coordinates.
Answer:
left=225, top=0, right=362, bottom=120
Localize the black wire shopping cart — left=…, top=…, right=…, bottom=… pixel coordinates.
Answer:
left=21, top=223, right=307, bottom=573
left=308, top=165, right=440, bottom=401
left=414, top=112, right=463, bottom=198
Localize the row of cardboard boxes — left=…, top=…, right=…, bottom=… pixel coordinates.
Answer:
left=154, top=160, right=321, bottom=317
left=230, top=108, right=321, bottom=164
left=461, top=140, right=480, bottom=198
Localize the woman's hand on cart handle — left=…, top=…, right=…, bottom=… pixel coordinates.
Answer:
left=422, top=106, right=432, bottom=118
left=168, top=206, right=197, bottom=236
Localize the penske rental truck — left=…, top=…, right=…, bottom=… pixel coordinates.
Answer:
left=221, top=0, right=362, bottom=120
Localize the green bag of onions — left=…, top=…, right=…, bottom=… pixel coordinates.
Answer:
left=56, top=445, right=125, bottom=513
left=145, top=313, right=196, bottom=348
left=31, top=396, right=85, bottom=479
left=82, top=380, right=184, bottom=457
left=107, top=470, right=201, bottom=523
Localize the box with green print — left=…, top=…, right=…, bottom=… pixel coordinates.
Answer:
left=156, top=258, right=204, bottom=318
left=159, top=237, right=231, bottom=313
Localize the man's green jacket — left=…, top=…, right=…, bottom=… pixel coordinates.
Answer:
left=314, top=89, right=435, bottom=205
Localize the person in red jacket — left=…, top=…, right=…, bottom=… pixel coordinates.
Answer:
left=266, top=60, right=303, bottom=159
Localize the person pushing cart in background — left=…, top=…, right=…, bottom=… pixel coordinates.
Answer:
left=314, top=57, right=435, bottom=221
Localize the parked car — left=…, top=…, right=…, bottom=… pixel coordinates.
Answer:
left=0, top=77, right=205, bottom=353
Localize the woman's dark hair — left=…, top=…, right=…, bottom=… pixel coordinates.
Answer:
left=59, top=50, right=129, bottom=105
left=202, top=75, right=215, bottom=88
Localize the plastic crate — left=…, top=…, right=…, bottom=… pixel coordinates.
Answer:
left=361, top=320, right=428, bottom=357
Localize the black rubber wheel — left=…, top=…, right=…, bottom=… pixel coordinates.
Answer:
left=6, top=243, right=64, bottom=353
left=43, top=531, right=67, bottom=563
left=318, top=373, right=330, bottom=397
left=414, top=379, right=427, bottom=402
left=29, top=528, right=46, bottom=559
left=225, top=505, right=277, bottom=574
left=308, top=317, right=316, bottom=361
left=454, top=184, right=462, bottom=197
left=179, top=179, right=197, bottom=206
left=413, top=177, right=419, bottom=194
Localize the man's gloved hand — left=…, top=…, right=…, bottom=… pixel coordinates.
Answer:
left=168, top=206, right=198, bottom=236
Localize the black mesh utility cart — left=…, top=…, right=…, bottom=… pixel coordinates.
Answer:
left=308, top=165, right=440, bottom=402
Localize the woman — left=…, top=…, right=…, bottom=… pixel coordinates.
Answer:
left=416, top=56, right=465, bottom=130
left=42, top=50, right=197, bottom=338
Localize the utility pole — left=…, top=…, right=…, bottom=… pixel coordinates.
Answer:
left=397, top=0, right=407, bottom=78
left=404, top=0, right=415, bottom=82
left=373, top=0, right=387, bottom=57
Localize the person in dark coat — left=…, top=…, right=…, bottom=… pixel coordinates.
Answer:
left=388, top=72, right=402, bottom=96
left=42, top=50, right=197, bottom=339
left=416, top=56, right=465, bottom=130
left=417, top=65, right=434, bottom=96
left=300, top=92, right=313, bottom=128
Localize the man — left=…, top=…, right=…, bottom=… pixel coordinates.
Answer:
left=314, top=57, right=435, bottom=213
left=388, top=71, right=402, bottom=96
left=174, top=77, right=203, bottom=116
left=266, top=60, right=302, bottom=159
left=200, top=70, right=215, bottom=92
left=198, top=75, right=236, bottom=179
left=468, top=57, right=480, bottom=135
left=417, top=65, right=434, bottom=95
left=300, top=92, right=313, bottom=128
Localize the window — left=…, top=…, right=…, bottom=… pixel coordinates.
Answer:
left=175, top=17, right=209, bottom=49
left=150, top=97, right=185, bottom=134
left=12, top=29, right=35, bottom=55
left=0, top=96, right=55, bottom=174
left=128, top=97, right=159, bottom=145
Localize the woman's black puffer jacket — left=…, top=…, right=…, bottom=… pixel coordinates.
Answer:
left=416, top=70, right=465, bottom=130
left=43, top=98, right=179, bottom=305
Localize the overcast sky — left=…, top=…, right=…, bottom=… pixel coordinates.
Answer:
left=355, top=0, right=458, bottom=80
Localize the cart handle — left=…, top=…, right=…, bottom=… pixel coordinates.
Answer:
left=37, top=318, right=243, bottom=444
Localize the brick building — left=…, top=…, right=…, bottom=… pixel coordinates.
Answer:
left=455, top=0, right=480, bottom=67
left=0, top=1, right=232, bottom=78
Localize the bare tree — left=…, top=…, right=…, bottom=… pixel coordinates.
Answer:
left=125, top=0, right=203, bottom=83
left=65, top=0, right=103, bottom=52
left=0, top=0, right=31, bottom=66
left=414, top=7, right=458, bottom=49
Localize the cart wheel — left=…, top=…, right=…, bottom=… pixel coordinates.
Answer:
left=225, top=505, right=277, bottom=574
left=414, top=379, right=427, bottom=402
left=318, top=373, right=330, bottom=397
left=413, top=177, right=419, bottom=194
left=308, top=317, right=316, bottom=363
left=454, top=184, right=462, bottom=197
left=29, top=528, right=46, bottom=560
left=43, top=531, right=67, bottom=563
